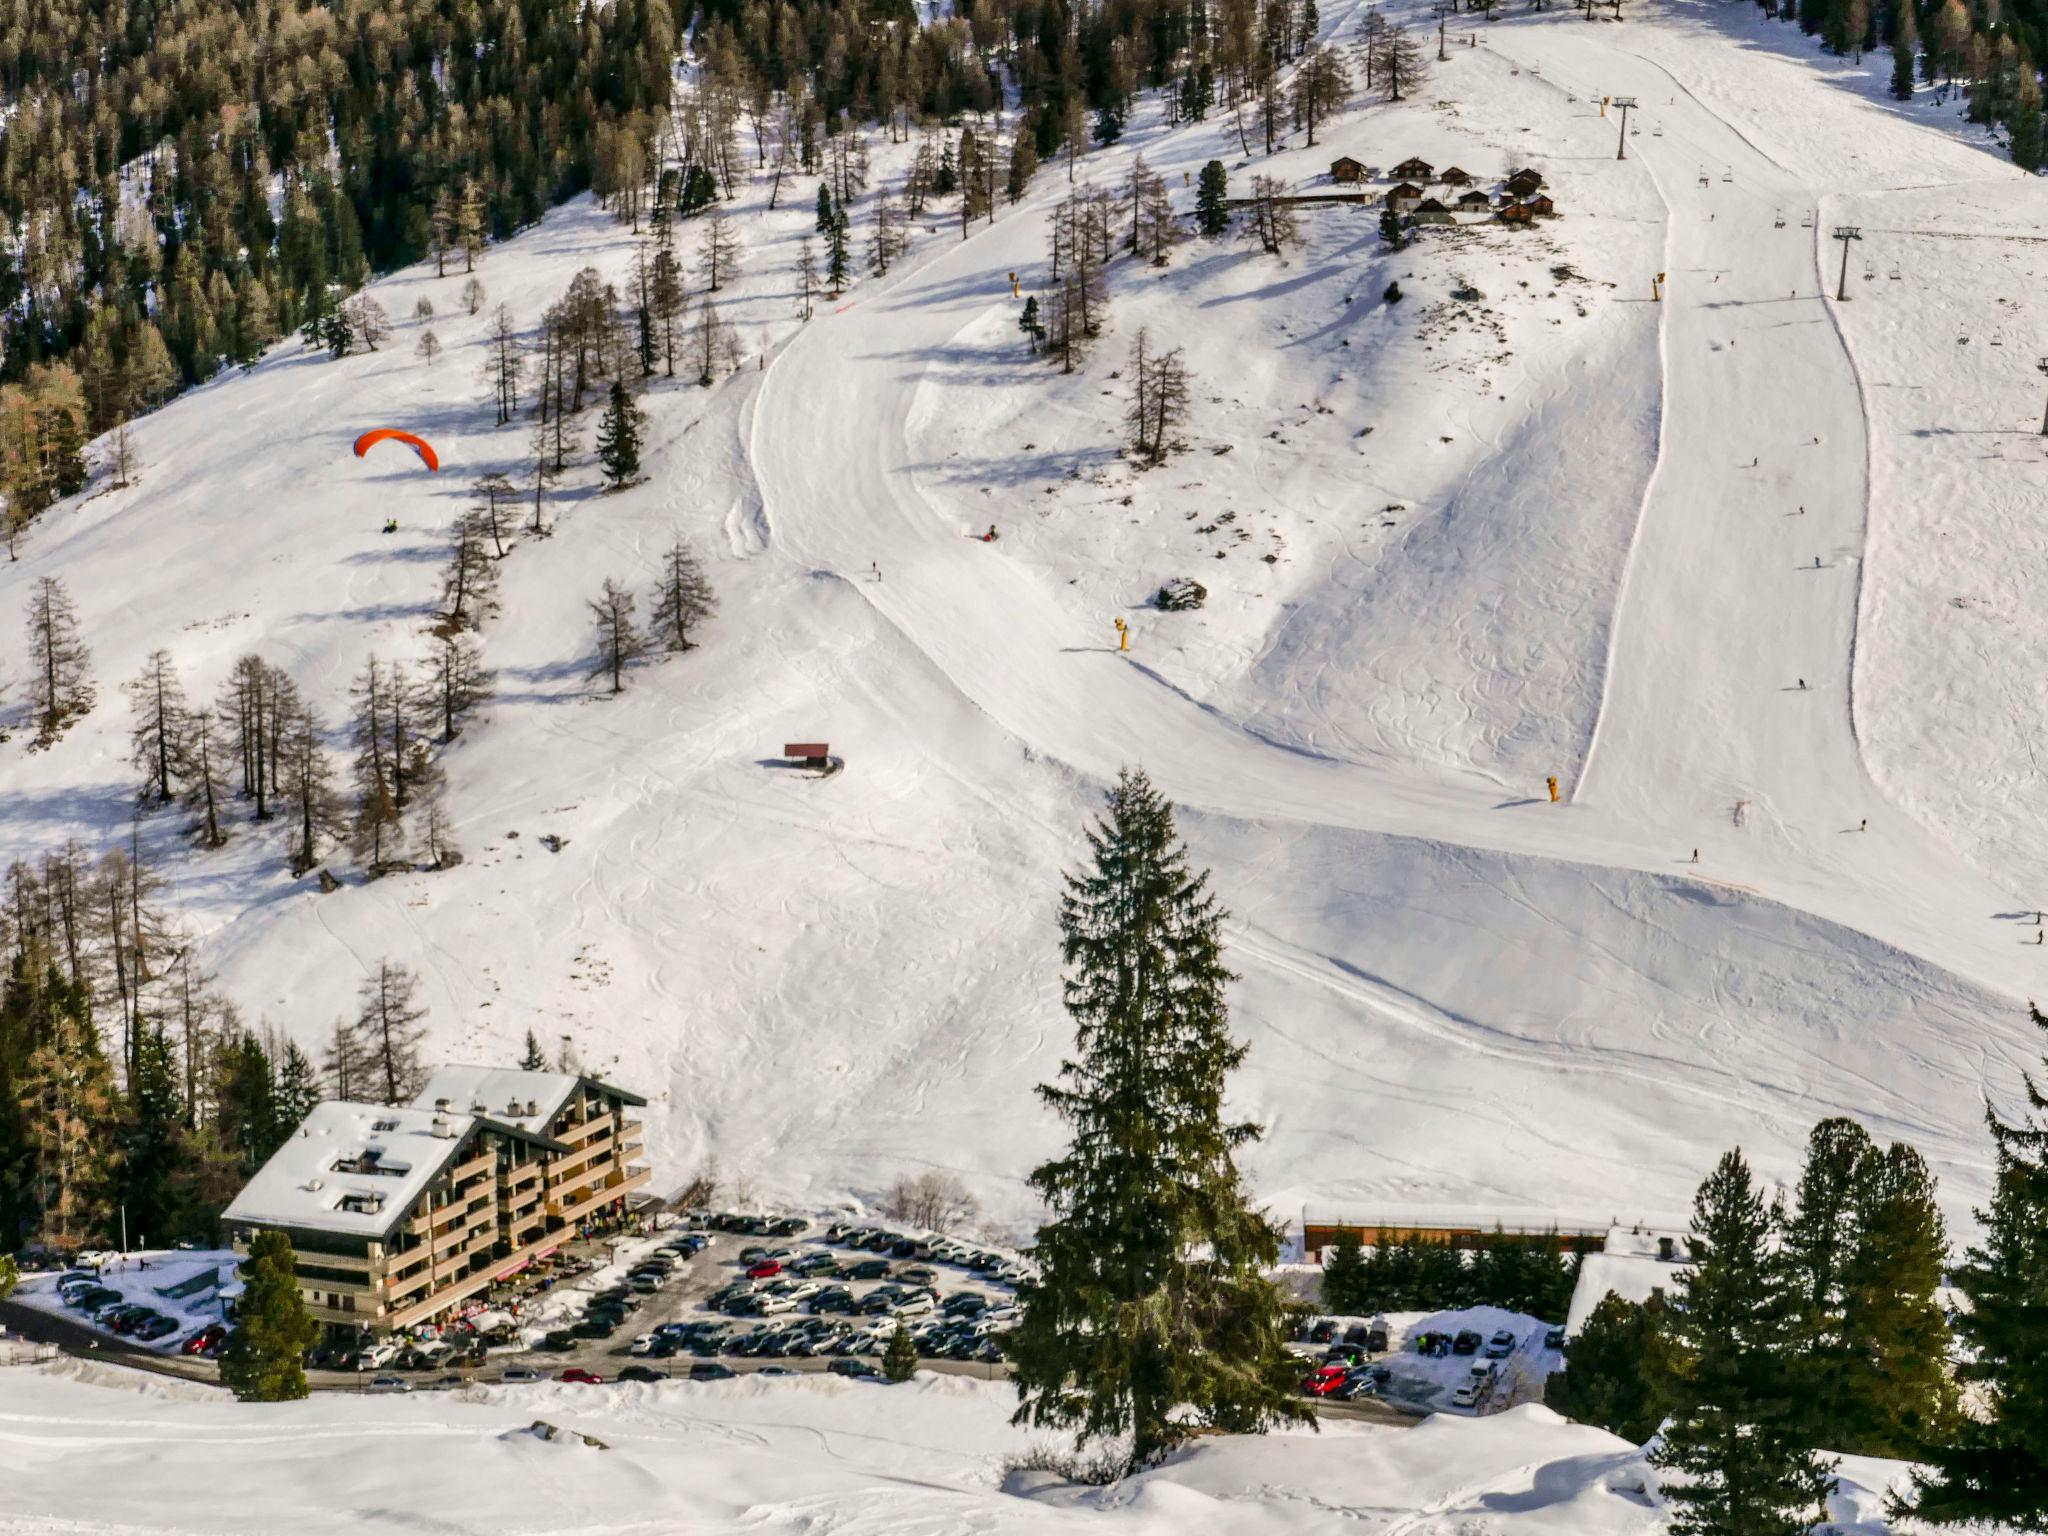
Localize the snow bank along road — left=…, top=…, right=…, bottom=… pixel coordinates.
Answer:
left=754, top=3, right=2040, bottom=1035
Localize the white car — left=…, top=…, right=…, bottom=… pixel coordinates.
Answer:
left=359, top=1341, right=400, bottom=1369
left=781, top=1280, right=822, bottom=1302
left=891, top=1294, right=935, bottom=1318
left=1451, top=1381, right=1480, bottom=1409
left=366, top=1376, right=412, bottom=1394
left=757, top=1294, right=797, bottom=1315
left=628, top=1334, right=660, bottom=1356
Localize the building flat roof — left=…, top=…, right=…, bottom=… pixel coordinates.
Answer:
left=413, top=1065, right=647, bottom=1133
left=223, top=1103, right=479, bottom=1239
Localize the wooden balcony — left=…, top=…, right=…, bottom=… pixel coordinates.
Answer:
left=547, top=1164, right=650, bottom=1226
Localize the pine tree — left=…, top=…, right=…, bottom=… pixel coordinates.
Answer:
left=219, top=1231, right=317, bottom=1402
left=1781, top=1115, right=1876, bottom=1440
left=646, top=538, right=716, bottom=652
left=322, top=1016, right=368, bottom=1101
left=428, top=633, right=492, bottom=741
left=1321, top=1229, right=1369, bottom=1314
left=355, top=960, right=427, bottom=1105
left=120, top=1025, right=193, bottom=1246
left=596, top=380, right=644, bottom=487
left=1839, top=1140, right=1956, bottom=1457
left=588, top=577, right=642, bottom=693
left=1891, top=0, right=1920, bottom=99
left=440, top=510, right=501, bottom=630
left=25, top=575, right=93, bottom=742
left=213, top=1030, right=281, bottom=1174
left=1903, top=1004, right=2048, bottom=1527
left=796, top=237, right=820, bottom=320
left=126, top=649, right=190, bottom=807
left=281, top=693, right=343, bottom=876
left=274, top=1041, right=321, bottom=1133
left=697, top=211, right=741, bottom=292
left=816, top=182, right=836, bottom=233
left=14, top=967, right=116, bottom=1247
left=518, top=1029, right=548, bottom=1071
left=1009, top=768, right=1311, bottom=1467
left=1652, top=1149, right=1834, bottom=1536
left=649, top=208, right=688, bottom=376
left=885, top=1320, right=918, bottom=1382
left=1196, top=161, right=1231, bottom=236
left=1544, top=1290, right=1676, bottom=1443
left=826, top=208, right=851, bottom=297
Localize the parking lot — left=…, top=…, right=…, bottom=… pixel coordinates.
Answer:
left=302, top=1215, right=1029, bottom=1393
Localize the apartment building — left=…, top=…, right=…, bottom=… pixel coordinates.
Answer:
left=222, top=1067, right=649, bottom=1333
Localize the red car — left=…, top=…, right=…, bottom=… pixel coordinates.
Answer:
left=558, top=1368, right=605, bottom=1385
left=745, top=1260, right=782, bottom=1279
left=181, top=1324, right=227, bottom=1357
left=1302, top=1364, right=1349, bottom=1398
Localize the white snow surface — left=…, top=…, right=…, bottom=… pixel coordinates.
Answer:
left=0, top=1359, right=1965, bottom=1535
left=2, top=0, right=2044, bottom=1260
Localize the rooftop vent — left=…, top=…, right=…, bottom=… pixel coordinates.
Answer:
left=432, top=1116, right=455, bottom=1139
left=435, top=1097, right=452, bottom=1113
left=471, top=1102, right=488, bottom=1116
left=526, top=1099, right=539, bottom=1117
left=305, top=1177, right=324, bottom=1192
left=507, top=1098, right=523, bottom=1116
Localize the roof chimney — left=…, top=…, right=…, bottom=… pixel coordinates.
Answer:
left=435, top=1097, right=451, bottom=1112
left=432, top=1116, right=454, bottom=1139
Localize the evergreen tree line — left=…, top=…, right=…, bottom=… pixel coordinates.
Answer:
left=1319, top=1225, right=1583, bottom=1322
left=1752, top=0, right=2048, bottom=169
left=0, top=850, right=323, bottom=1253
left=0, top=0, right=678, bottom=445
left=1548, top=1033, right=2048, bottom=1535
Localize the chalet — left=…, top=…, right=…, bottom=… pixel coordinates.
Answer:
left=1496, top=202, right=1535, bottom=224
left=1385, top=181, right=1425, bottom=211
left=1389, top=157, right=1435, bottom=181
left=223, top=1065, right=650, bottom=1335
left=1456, top=189, right=1492, bottom=209
left=1439, top=166, right=1473, bottom=187
left=1524, top=193, right=1557, bottom=216
left=1505, top=168, right=1546, bottom=197
left=1330, top=155, right=1367, bottom=183
left=1411, top=197, right=1455, bottom=225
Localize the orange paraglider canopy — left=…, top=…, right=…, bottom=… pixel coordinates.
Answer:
left=353, top=429, right=440, bottom=472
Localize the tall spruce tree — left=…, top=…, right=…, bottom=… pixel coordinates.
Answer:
left=1009, top=768, right=1310, bottom=1467
left=1321, top=1228, right=1369, bottom=1315
left=1196, top=160, right=1231, bottom=236
left=596, top=380, right=644, bottom=487
left=1780, top=1115, right=1876, bottom=1440
left=119, top=1025, right=193, bottom=1246
left=518, top=1029, right=549, bottom=1071
left=1545, top=1289, right=1677, bottom=1443
left=1839, top=1141, right=1956, bottom=1458
left=1903, top=1004, right=2048, bottom=1527
left=1652, top=1149, right=1834, bottom=1536
left=274, top=1042, right=322, bottom=1134
left=219, top=1230, right=317, bottom=1402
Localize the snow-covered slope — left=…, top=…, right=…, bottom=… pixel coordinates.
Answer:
left=0, top=1362, right=1948, bottom=1536
left=4, top=0, right=2044, bottom=1240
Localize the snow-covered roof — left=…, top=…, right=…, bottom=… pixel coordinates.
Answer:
left=411, top=1064, right=646, bottom=1135
left=1564, top=1226, right=1693, bottom=1335
left=223, top=1103, right=480, bottom=1238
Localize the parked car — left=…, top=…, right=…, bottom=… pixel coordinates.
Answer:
left=1544, top=1327, right=1566, bottom=1351
left=942, top=1293, right=988, bottom=1317
left=843, top=1259, right=892, bottom=1282
left=500, top=1366, right=544, bottom=1383
left=573, top=1317, right=619, bottom=1339
left=811, top=1287, right=857, bottom=1314
left=1452, top=1381, right=1481, bottom=1409
left=365, top=1376, right=412, bottom=1394
left=827, top=1357, right=882, bottom=1380
left=791, top=1252, right=839, bottom=1276
left=1452, top=1331, right=1483, bottom=1356
left=134, top=1314, right=179, bottom=1342
left=768, top=1217, right=809, bottom=1237
left=1485, top=1331, right=1516, bottom=1359
left=539, top=1330, right=579, bottom=1352
left=746, top=1260, right=783, bottom=1280
left=757, top=1294, right=797, bottom=1316
left=1302, top=1364, right=1350, bottom=1398
left=1367, top=1318, right=1391, bottom=1353
left=558, top=1368, right=605, bottom=1385
left=618, top=1365, right=668, bottom=1384
left=181, top=1324, right=227, bottom=1357
left=1307, top=1319, right=1337, bottom=1345
left=1333, top=1368, right=1380, bottom=1401
left=689, top=1362, right=737, bottom=1381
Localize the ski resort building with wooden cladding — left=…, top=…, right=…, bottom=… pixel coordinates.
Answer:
left=222, top=1066, right=650, bottom=1332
